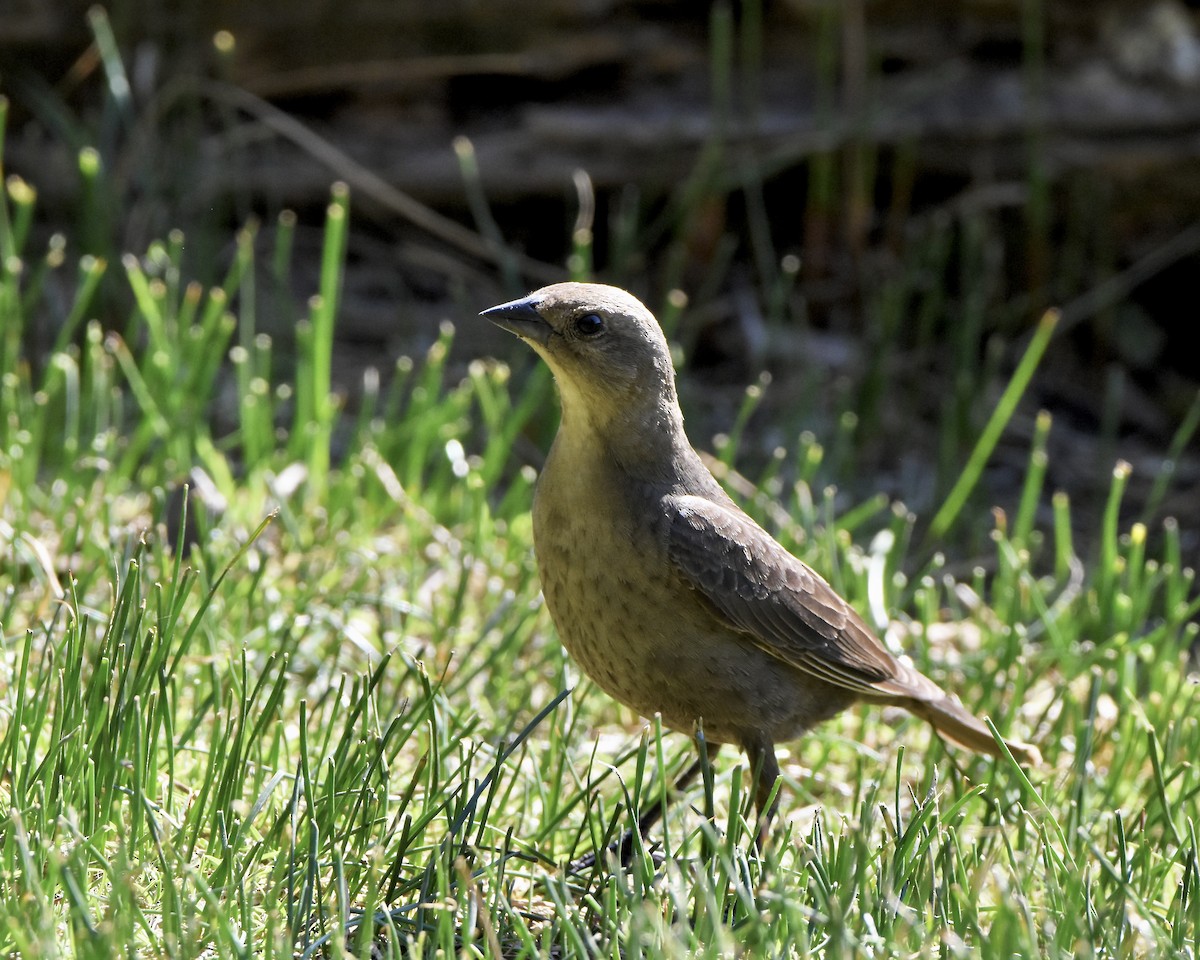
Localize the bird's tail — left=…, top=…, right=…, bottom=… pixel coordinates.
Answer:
left=872, top=664, right=1041, bottom=766
left=907, top=693, right=1042, bottom=767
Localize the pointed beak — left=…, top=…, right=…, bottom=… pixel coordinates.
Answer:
left=480, top=295, right=552, bottom=345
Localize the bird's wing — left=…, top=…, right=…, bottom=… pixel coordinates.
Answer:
left=664, top=494, right=903, bottom=696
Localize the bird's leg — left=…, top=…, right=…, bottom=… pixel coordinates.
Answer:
left=629, top=754, right=705, bottom=853
left=744, top=738, right=781, bottom=849
left=566, top=755, right=706, bottom=874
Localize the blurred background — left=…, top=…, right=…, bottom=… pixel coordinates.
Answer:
left=3, top=0, right=1200, bottom=552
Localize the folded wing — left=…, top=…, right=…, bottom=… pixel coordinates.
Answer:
left=663, top=494, right=941, bottom=701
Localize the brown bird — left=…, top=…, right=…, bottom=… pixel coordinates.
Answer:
left=482, top=282, right=1040, bottom=839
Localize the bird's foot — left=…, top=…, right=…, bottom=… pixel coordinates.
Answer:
left=564, top=828, right=667, bottom=876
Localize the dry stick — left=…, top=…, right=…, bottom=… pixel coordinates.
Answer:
left=188, top=79, right=566, bottom=286
left=243, top=45, right=628, bottom=100
left=1056, top=221, right=1200, bottom=336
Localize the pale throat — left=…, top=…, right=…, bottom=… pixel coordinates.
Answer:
left=552, top=372, right=689, bottom=479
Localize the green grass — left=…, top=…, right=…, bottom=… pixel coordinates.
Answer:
left=3, top=20, right=1200, bottom=956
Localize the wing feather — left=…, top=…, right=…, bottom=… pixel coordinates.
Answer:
left=665, top=495, right=900, bottom=695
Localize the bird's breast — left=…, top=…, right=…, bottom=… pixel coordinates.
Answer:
left=532, top=444, right=689, bottom=710
left=530, top=442, right=844, bottom=744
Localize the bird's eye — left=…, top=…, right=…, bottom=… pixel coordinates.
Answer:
left=574, top=313, right=604, bottom=336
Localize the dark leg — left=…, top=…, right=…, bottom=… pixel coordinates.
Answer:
left=744, top=738, right=781, bottom=848
left=566, top=755, right=706, bottom=873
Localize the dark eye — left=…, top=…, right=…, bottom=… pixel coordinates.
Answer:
left=574, top=313, right=604, bottom=336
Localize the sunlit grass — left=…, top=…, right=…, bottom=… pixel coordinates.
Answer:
left=2, top=12, right=1199, bottom=954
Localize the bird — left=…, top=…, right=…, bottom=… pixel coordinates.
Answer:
left=481, top=281, right=1040, bottom=843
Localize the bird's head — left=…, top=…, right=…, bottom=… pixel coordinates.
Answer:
left=482, top=282, right=682, bottom=441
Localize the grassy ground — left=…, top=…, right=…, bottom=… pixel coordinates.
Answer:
left=3, top=37, right=1200, bottom=958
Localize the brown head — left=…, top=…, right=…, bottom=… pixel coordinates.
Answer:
left=481, top=283, right=687, bottom=463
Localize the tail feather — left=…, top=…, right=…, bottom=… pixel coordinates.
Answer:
left=872, top=663, right=1042, bottom=766
left=907, top=694, right=1042, bottom=767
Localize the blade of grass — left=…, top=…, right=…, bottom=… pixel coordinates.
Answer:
left=928, top=308, right=1059, bottom=540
